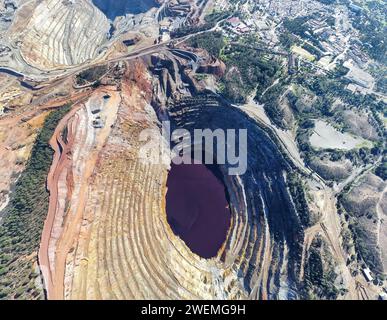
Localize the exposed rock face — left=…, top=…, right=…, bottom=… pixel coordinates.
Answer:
left=340, top=110, right=380, bottom=141
left=167, top=94, right=304, bottom=299
left=18, top=0, right=110, bottom=69
left=0, top=0, right=383, bottom=300
left=164, top=0, right=192, bottom=18
left=39, top=61, right=246, bottom=300
left=38, top=58, right=307, bottom=300
left=0, top=0, right=169, bottom=73
left=0, top=110, right=48, bottom=216
left=309, top=157, right=353, bottom=181
left=0, top=39, right=372, bottom=299
left=39, top=85, right=123, bottom=299
left=197, top=58, right=226, bottom=77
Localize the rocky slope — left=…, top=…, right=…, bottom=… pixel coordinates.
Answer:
left=17, top=0, right=110, bottom=69
left=341, top=173, right=387, bottom=276
left=0, top=0, right=160, bottom=71
left=39, top=60, right=246, bottom=299
left=0, top=1, right=385, bottom=300
left=34, top=54, right=326, bottom=300
left=0, top=49, right=382, bottom=300
left=167, top=93, right=304, bottom=299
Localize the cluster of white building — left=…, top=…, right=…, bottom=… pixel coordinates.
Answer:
left=226, top=17, right=250, bottom=34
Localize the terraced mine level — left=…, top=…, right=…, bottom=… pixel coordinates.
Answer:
left=0, top=0, right=385, bottom=301
left=167, top=94, right=307, bottom=300
left=38, top=57, right=313, bottom=299
left=18, top=0, right=110, bottom=69
left=40, top=64, right=249, bottom=300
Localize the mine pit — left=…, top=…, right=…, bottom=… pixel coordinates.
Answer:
left=166, top=161, right=231, bottom=259
left=92, top=0, right=159, bottom=20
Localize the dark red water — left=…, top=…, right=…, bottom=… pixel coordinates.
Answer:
left=166, top=162, right=231, bottom=259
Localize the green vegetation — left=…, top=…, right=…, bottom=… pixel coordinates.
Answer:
left=283, top=17, right=309, bottom=38
left=282, top=16, right=325, bottom=54
left=332, top=64, right=349, bottom=77
left=278, top=32, right=299, bottom=50
left=187, top=31, right=226, bottom=58
left=204, top=10, right=232, bottom=24
left=257, top=79, right=292, bottom=130
left=351, top=3, right=387, bottom=64
left=272, top=67, right=386, bottom=169
left=300, top=42, right=322, bottom=60
left=220, top=46, right=281, bottom=103
left=375, top=76, right=387, bottom=95
left=303, top=236, right=339, bottom=300
left=171, top=23, right=215, bottom=38
left=339, top=182, right=385, bottom=277
left=293, top=73, right=386, bottom=119
left=287, top=173, right=312, bottom=228
left=375, top=159, right=387, bottom=180
left=76, top=65, right=107, bottom=86
left=187, top=32, right=281, bottom=104
left=0, top=104, right=71, bottom=300
left=348, top=222, right=383, bottom=274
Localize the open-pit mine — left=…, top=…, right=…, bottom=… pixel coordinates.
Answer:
left=0, top=0, right=386, bottom=301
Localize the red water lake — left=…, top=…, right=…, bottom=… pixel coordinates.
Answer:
left=166, top=162, right=231, bottom=259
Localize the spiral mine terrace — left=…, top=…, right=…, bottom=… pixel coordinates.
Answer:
left=33, top=57, right=304, bottom=300
left=39, top=64, right=222, bottom=300
left=17, top=0, right=111, bottom=69
left=1, top=0, right=386, bottom=302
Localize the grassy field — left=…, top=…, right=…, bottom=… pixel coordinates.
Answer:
left=292, top=45, right=316, bottom=61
